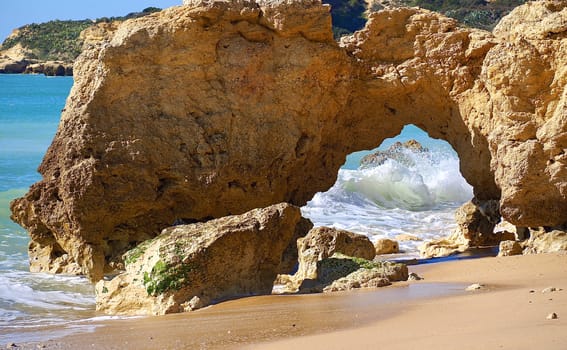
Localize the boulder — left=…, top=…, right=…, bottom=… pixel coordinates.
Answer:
left=299, top=226, right=376, bottom=261
left=10, top=0, right=352, bottom=282
left=297, top=253, right=408, bottom=293
left=374, top=238, right=400, bottom=255
left=454, top=200, right=500, bottom=247
left=419, top=237, right=468, bottom=259
left=497, top=240, right=523, bottom=257
left=318, top=254, right=408, bottom=292
left=96, top=203, right=308, bottom=315
left=278, top=216, right=314, bottom=275
left=276, top=226, right=379, bottom=292
left=10, top=0, right=567, bottom=281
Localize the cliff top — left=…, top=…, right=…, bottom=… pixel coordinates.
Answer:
left=0, top=1, right=527, bottom=65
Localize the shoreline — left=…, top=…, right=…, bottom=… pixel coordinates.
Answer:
left=16, top=252, right=567, bottom=349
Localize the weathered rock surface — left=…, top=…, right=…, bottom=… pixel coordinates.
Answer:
left=374, top=238, right=400, bottom=255
left=96, top=203, right=307, bottom=315
left=484, top=1, right=567, bottom=227
left=10, top=0, right=567, bottom=281
left=523, top=230, right=567, bottom=255
left=299, top=226, right=376, bottom=263
left=454, top=200, right=500, bottom=246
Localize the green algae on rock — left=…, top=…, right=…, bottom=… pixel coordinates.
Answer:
left=275, top=227, right=407, bottom=293
left=296, top=253, right=408, bottom=293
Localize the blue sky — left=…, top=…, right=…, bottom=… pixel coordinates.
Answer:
left=0, top=0, right=181, bottom=42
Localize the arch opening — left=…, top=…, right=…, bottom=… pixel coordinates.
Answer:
left=301, top=124, right=474, bottom=256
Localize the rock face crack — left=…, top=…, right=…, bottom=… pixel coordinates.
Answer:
left=10, top=0, right=567, bottom=281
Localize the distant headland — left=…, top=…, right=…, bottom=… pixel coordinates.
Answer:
left=0, top=7, right=162, bottom=75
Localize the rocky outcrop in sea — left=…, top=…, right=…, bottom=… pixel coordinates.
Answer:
left=0, top=45, right=73, bottom=76
left=8, top=0, right=567, bottom=312
left=359, top=139, right=429, bottom=168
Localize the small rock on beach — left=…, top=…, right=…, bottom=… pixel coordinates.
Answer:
left=546, top=312, right=558, bottom=320
left=408, top=272, right=423, bottom=281
left=465, top=283, right=484, bottom=291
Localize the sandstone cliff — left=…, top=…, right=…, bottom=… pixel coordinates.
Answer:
left=10, top=0, right=567, bottom=281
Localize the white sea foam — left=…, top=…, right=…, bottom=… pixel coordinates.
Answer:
left=0, top=270, right=95, bottom=338
left=302, top=136, right=473, bottom=256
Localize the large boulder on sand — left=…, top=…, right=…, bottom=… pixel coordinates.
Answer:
left=10, top=0, right=567, bottom=281
left=299, top=226, right=376, bottom=261
left=294, top=226, right=376, bottom=281
left=299, top=253, right=408, bottom=293
left=96, top=203, right=308, bottom=315
left=276, top=226, right=387, bottom=292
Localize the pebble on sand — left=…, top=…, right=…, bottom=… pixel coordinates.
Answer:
left=465, top=283, right=484, bottom=291
left=408, top=272, right=423, bottom=281
left=546, top=312, right=558, bottom=320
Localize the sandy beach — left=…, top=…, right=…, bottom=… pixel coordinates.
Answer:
left=17, top=252, right=566, bottom=350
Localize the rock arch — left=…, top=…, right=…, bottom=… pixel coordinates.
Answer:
left=10, top=0, right=567, bottom=281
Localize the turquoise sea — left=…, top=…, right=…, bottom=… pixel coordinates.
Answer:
left=0, top=74, right=472, bottom=343
left=0, top=75, right=95, bottom=343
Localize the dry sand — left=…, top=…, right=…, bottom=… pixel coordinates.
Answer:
left=19, top=253, right=567, bottom=350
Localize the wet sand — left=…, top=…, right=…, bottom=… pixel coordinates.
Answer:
left=18, top=253, right=567, bottom=349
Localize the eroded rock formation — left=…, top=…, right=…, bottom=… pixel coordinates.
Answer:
left=10, top=0, right=567, bottom=281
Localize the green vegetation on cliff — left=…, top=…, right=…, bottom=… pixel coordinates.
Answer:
left=405, top=0, right=528, bottom=30
left=329, top=0, right=528, bottom=38
left=0, top=7, right=161, bottom=62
